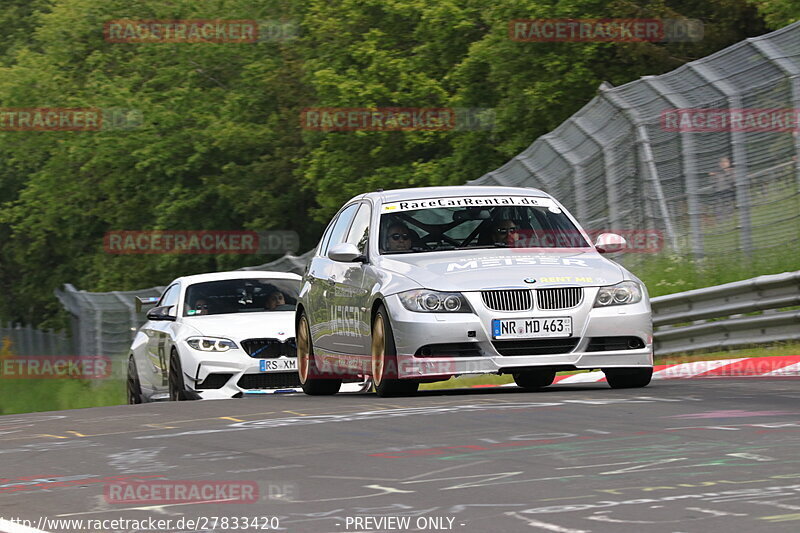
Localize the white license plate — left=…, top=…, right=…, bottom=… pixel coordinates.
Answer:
left=259, top=359, right=298, bottom=372
left=491, top=317, right=572, bottom=339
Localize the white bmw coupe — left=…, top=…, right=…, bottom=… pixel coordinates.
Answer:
left=127, top=271, right=306, bottom=402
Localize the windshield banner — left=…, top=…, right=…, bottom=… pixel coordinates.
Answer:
left=381, top=196, right=557, bottom=213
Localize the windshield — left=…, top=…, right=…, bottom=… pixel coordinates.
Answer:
left=379, top=196, right=590, bottom=254
left=183, top=278, right=300, bottom=316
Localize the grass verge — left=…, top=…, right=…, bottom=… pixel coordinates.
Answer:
left=0, top=378, right=125, bottom=415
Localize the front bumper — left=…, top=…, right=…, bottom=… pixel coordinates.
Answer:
left=385, top=289, right=653, bottom=379
left=179, top=348, right=372, bottom=399
left=180, top=348, right=301, bottom=399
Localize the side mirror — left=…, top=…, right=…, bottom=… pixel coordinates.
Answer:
left=146, top=305, right=177, bottom=321
left=135, top=296, right=160, bottom=313
left=594, top=233, right=627, bottom=254
left=328, top=243, right=365, bottom=263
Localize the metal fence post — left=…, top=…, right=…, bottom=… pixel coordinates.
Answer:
left=572, top=116, right=618, bottom=230
left=689, top=62, right=753, bottom=258
left=600, top=85, right=680, bottom=253
left=749, top=38, right=800, bottom=193
left=543, top=136, right=588, bottom=221
left=640, top=77, right=705, bottom=259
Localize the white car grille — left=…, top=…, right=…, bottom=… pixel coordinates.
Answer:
left=481, top=290, right=533, bottom=311
left=536, top=288, right=583, bottom=310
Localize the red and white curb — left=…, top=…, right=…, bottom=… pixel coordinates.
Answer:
left=552, top=355, right=800, bottom=385
left=464, top=355, right=800, bottom=388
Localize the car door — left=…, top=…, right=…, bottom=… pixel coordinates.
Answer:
left=308, top=203, right=360, bottom=355
left=330, top=201, right=373, bottom=359
left=145, top=283, right=180, bottom=391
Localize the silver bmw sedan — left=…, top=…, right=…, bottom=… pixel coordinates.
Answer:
left=296, top=186, right=653, bottom=397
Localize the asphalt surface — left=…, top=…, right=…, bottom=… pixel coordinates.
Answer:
left=2, top=379, right=800, bottom=533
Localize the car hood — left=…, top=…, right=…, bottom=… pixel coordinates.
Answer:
left=375, top=249, right=625, bottom=292
left=180, top=312, right=295, bottom=341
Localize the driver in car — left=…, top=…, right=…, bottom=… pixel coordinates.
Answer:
left=492, top=219, right=521, bottom=247
left=266, top=290, right=286, bottom=310
left=386, top=223, right=413, bottom=252
left=191, top=298, right=210, bottom=315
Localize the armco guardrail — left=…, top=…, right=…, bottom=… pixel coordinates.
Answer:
left=652, top=271, right=800, bottom=355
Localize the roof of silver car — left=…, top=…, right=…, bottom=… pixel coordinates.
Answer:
left=352, top=185, right=550, bottom=205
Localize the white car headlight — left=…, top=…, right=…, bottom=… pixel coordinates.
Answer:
left=398, top=290, right=473, bottom=313
left=593, top=281, right=642, bottom=307
left=186, top=337, right=238, bottom=352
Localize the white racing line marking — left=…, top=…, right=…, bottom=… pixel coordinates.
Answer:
left=54, top=498, right=244, bottom=518
left=685, top=507, right=747, bottom=517
left=505, top=512, right=590, bottom=532
left=0, top=518, right=50, bottom=533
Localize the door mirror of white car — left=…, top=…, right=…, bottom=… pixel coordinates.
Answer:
left=146, top=305, right=177, bottom=321
left=594, top=233, right=627, bottom=253
left=328, top=242, right=365, bottom=263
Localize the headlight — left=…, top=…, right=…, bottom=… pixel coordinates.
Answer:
left=593, top=281, right=642, bottom=307
left=186, top=337, right=238, bottom=352
left=398, top=290, right=473, bottom=313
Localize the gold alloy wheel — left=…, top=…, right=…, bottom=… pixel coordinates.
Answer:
left=297, top=315, right=310, bottom=384
left=371, top=314, right=385, bottom=386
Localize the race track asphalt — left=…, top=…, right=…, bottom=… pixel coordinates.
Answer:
left=2, top=378, right=800, bottom=533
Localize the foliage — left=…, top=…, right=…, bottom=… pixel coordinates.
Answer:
left=0, top=0, right=785, bottom=327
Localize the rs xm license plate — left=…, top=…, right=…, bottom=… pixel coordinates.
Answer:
left=492, top=317, right=572, bottom=339
left=259, top=359, right=298, bottom=372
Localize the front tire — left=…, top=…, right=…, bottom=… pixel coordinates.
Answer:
left=372, top=305, right=419, bottom=398
left=513, top=369, right=556, bottom=390
left=297, top=311, right=341, bottom=395
left=603, top=367, right=653, bottom=389
left=168, top=350, right=189, bottom=401
left=127, top=356, right=143, bottom=404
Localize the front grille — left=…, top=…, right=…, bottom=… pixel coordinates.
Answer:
left=481, top=290, right=533, bottom=311
left=586, top=336, right=646, bottom=352
left=536, top=288, right=583, bottom=310
left=197, top=373, right=232, bottom=389
left=241, top=338, right=296, bottom=358
left=492, top=338, right=580, bottom=356
left=237, top=372, right=301, bottom=390
left=415, top=343, right=483, bottom=358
